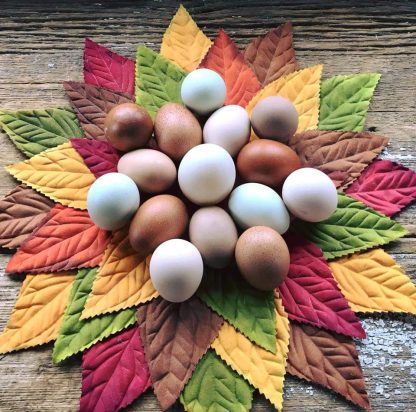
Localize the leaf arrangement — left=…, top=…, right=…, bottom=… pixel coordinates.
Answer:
left=0, top=4, right=415, bottom=412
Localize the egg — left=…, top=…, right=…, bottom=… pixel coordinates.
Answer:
left=117, top=149, right=176, bottom=193
left=181, top=69, right=226, bottom=114
left=228, top=183, right=290, bottom=234
left=150, top=239, right=204, bottom=302
left=237, top=139, right=301, bottom=187
left=104, top=103, right=153, bottom=151
left=203, top=105, right=251, bottom=156
left=250, top=96, right=298, bottom=143
left=87, top=172, right=140, bottom=230
left=189, top=207, right=238, bottom=269
left=235, top=226, right=290, bottom=291
left=129, top=195, right=188, bottom=257
left=154, top=103, right=202, bottom=161
left=282, top=167, right=338, bottom=222
left=178, top=144, right=236, bottom=205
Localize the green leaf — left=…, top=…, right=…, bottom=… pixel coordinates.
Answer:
left=135, top=46, right=187, bottom=118
left=197, top=266, right=276, bottom=353
left=180, top=349, right=254, bottom=412
left=293, top=193, right=409, bottom=260
left=0, top=108, right=84, bottom=157
left=319, top=73, right=381, bottom=132
left=52, top=267, right=136, bottom=363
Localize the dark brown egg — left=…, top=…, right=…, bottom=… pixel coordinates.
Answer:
left=235, top=226, right=290, bottom=291
left=237, top=139, right=301, bottom=187
left=104, top=103, right=153, bottom=152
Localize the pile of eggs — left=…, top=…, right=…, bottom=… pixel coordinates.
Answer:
left=87, top=68, right=338, bottom=302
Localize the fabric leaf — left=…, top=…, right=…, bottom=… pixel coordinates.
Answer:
left=319, top=73, right=381, bottom=132
left=0, top=108, right=83, bottom=157
left=199, top=30, right=261, bottom=107
left=287, top=323, right=370, bottom=410
left=0, top=273, right=75, bottom=354
left=244, top=22, right=297, bottom=86
left=137, top=296, right=223, bottom=411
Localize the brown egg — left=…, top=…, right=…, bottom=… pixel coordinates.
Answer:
left=154, top=103, right=202, bottom=161
left=129, top=195, right=188, bottom=257
left=235, top=226, right=290, bottom=291
left=105, top=103, right=153, bottom=152
left=237, top=139, right=301, bottom=187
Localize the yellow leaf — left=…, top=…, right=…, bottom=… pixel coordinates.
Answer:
left=212, top=293, right=290, bottom=411
left=160, top=4, right=212, bottom=71
left=246, top=65, right=323, bottom=137
left=6, top=142, right=95, bottom=210
left=82, top=228, right=158, bottom=319
left=330, top=248, right=416, bottom=313
left=0, top=273, right=75, bottom=354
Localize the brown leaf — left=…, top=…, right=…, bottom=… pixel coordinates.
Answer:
left=289, top=130, right=388, bottom=189
left=243, top=22, right=297, bottom=86
left=287, top=323, right=370, bottom=410
left=137, top=296, right=223, bottom=410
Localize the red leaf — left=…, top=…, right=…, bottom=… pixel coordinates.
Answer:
left=346, top=159, right=416, bottom=216
left=199, top=30, right=261, bottom=107
left=80, top=327, right=151, bottom=412
left=278, top=234, right=365, bottom=339
left=84, top=38, right=135, bottom=96
left=6, top=204, right=110, bottom=274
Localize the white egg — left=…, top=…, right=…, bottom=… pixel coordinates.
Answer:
left=181, top=68, right=226, bottom=114
left=178, top=144, right=236, bottom=205
left=87, top=172, right=140, bottom=230
left=203, top=105, right=251, bottom=156
left=228, top=183, right=290, bottom=234
left=150, top=239, right=204, bottom=302
left=282, top=168, right=338, bottom=222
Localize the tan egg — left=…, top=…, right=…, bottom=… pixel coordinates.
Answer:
left=154, top=103, right=202, bottom=161
left=235, top=226, right=290, bottom=291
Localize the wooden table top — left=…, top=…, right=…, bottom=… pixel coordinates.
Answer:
left=0, top=1, right=415, bottom=411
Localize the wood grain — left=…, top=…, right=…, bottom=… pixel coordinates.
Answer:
left=0, top=1, right=415, bottom=411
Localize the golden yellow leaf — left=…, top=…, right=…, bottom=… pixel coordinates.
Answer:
left=330, top=248, right=416, bottom=313
left=160, top=4, right=212, bottom=71
left=6, top=142, right=95, bottom=209
left=81, top=228, right=158, bottom=319
left=0, top=273, right=75, bottom=354
left=211, top=293, right=290, bottom=411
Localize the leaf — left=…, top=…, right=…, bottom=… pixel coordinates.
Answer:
left=84, top=38, right=135, bottom=96
left=71, top=138, right=120, bottom=178
left=80, top=327, right=151, bottom=412
left=293, top=193, right=409, bottom=260
left=180, top=349, right=254, bottom=412
left=319, top=73, right=381, bottom=132
left=346, top=159, right=416, bottom=216
left=6, top=204, right=110, bottom=274
left=197, top=265, right=276, bottom=353
left=246, top=65, right=323, bottom=135
left=288, top=130, right=388, bottom=189
left=279, top=234, right=365, bottom=338
left=0, top=273, right=75, bottom=354
left=199, top=30, right=261, bottom=107
left=329, top=249, right=416, bottom=314
left=135, top=46, right=187, bottom=119
left=243, top=22, right=298, bottom=86
left=53, top=267, right=137, bottom=363
left=212, top=295, right=289, bottom=411
left=137, top=296, right=223, bottom=411
left=160, top=4, right=212, bottom=71
left=286, top=323, right=370, bottom=410
left=0, top=184, right=54, bottom=249
left=6, top=142, right=96, bottom=210
left=0, top=108, right=84, bottom=157
left=63, top=81, right=133, bottom=140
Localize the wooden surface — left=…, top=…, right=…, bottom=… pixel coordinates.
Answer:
left=0, top=1, right=415, bottom=411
